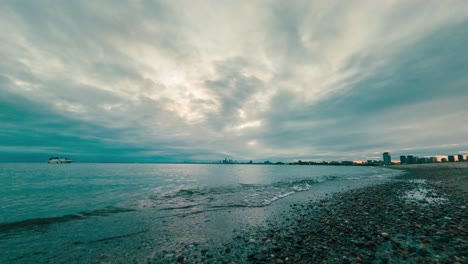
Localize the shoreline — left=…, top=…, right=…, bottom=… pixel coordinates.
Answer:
left=1, top=164, right=466, bottom=263
left=162, top=163, right=467, bottom=263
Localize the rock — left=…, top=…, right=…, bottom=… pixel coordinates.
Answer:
left=364, top=241, right=376, bottom=248
left=417, top=248, right=429, bottom=257
left=272, top=246, right=282, bottom=252
left=176, top=255, right=185, bottom=263
left=381, top=232, right=390, bottom=239
left=247, top=254, right=257, bottom=260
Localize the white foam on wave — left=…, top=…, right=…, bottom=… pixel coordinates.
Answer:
left=144, top=174, right=380, bottom=210
left=292, top=183, right=311, bottom=192
left=408, top=179, right=427, bottom=184
left=262, top=191, right=296, bottom=206
left=344, top=177, right=361, bottom=180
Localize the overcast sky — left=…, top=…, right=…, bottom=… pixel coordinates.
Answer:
left=1, top=0, right=468, bottom=162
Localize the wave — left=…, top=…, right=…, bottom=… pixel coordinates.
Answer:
left=159, top=205, right=198, bottom=211
left=143, top=178, right=327, bottom=211
left=79, top=206, right=135, bottom=217
left=144, top=171, right=402, bottom=212
left=0, top=206, right=135, bottom=234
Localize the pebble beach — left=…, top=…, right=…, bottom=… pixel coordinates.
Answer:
left=167, top=163, right=467, bottom=263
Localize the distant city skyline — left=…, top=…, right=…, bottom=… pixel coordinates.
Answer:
left=1, top=1, right=468, bottom=162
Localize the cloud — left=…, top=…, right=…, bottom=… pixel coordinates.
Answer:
left=1, top=0, right=467, bottom=162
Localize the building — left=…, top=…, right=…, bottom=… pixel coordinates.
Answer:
left=458, top=154, right=464, bottom=162
left=383, top=152, right=391, bottom=165
left=414, top=156, right=420, bottom=164
left=448, top=155, right=455, bottom=162
left=400, top=155, right=407, bottom=164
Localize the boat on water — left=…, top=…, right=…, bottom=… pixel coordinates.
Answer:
left=48, top=157, right=73, bottom=163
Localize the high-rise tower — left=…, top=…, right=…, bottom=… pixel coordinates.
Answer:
left=383, top=152, right=391, bottom=165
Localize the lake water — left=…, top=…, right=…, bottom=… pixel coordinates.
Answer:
left=0, top=163, right=403, bottom=263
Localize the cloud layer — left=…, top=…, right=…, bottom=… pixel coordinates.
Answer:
left=1, top=0, right=468, bottom=162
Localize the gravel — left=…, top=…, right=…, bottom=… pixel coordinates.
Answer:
left=155, top=164, right=467, bottom=263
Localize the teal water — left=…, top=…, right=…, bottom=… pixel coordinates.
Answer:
left=0, top=163, right=401, bottom=223
left=0, top=163, right=402, bottom=263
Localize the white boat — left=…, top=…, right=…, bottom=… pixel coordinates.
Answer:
left=48, top=157, right=73, bottom=163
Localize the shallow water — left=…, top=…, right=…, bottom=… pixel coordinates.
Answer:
left=402, top=180, right=447, bottom=205
left=0, top=163, right=403, bottom=263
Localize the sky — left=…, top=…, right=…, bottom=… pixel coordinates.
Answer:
left=1, top=0, right=468, bottom=163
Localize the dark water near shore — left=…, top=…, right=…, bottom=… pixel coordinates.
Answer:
left=0, top=163, right=402, bottom=263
